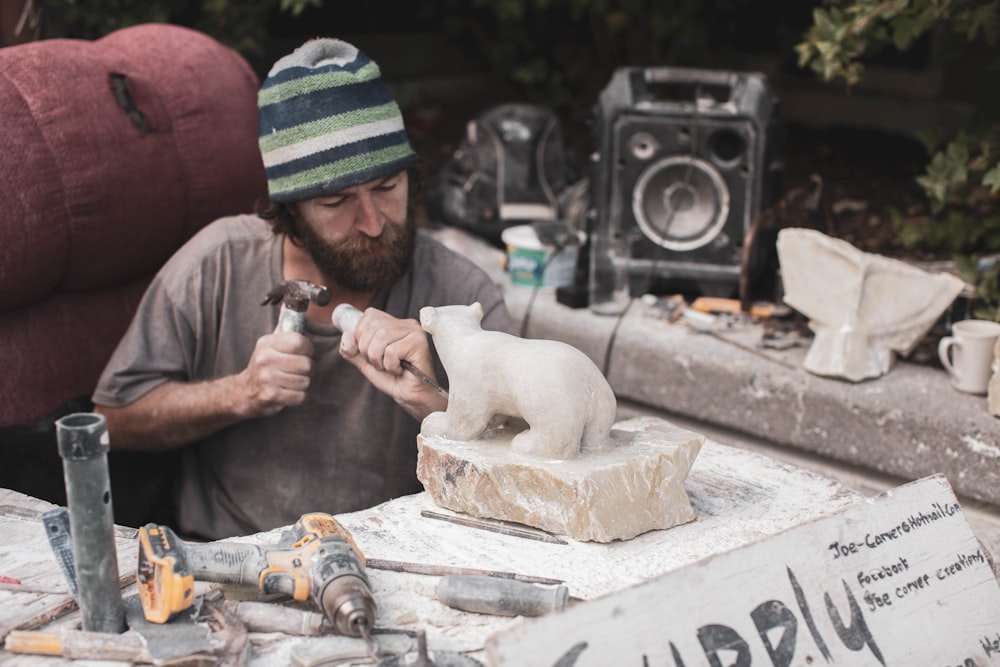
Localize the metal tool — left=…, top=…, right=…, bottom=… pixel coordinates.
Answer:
left=263, top=279, right=331, bottom=333
left=291, top=630, right=416, bottom=666
left=332, top=303, right=449, bottom=398
left=55, top=412, right=126, bottom=633
left=365, top=558, right=564, bottom=586
left=41, top=507, right=78, bottom=598
left=5, top=593, right=241, bottom=664
left=378, top=629, right=484, bottom=667
left=5, top=628, right=158, bottom=663
left=202, top=595, right=251, bottom=667
left=0, top=581, right=69, bottom=595
left=435, top=575, right=569, bottom=618
left=420, top=509, right=567, bottom=545
left=228, top=600, right=329, bottom=636
left=137, top=512, right=377, bottom=642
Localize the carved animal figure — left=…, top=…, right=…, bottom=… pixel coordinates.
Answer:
left=419, top=303, right=617, bottom=459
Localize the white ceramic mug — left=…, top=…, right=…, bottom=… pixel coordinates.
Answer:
left=938, top=319, right=1000, bottom=395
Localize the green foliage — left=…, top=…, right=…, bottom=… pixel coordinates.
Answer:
left=956, top=257, right=1000, bottom=321
left=420, top=0, right=772, bottom=133
left=798, top=0, right=1000, bottom=319
left=44, top=0, right=174, bottom=38
left=43, top=0, right=298, bottom=56
left=796, top=0, right=1000, bottom=85
left=279, top=0, right=322, bottom=17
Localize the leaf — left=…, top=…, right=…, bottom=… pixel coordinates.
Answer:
left=916, top=128, right=946, bottom=153
left=956, top=2, right=1000, bottom=43
left=891, top=15, right=925, bottom=50
left=984, top=165, right=1000, bottom=193
left=795, top=40, right=816, bottom=67
left=814, top=8, right=841, bottom=41
left=918, top=152, right=960, bottom=210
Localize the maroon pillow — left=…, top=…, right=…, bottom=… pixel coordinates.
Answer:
left=0, top=23, right=267, bottom=308
left=0, top=24, right=267, bottom=425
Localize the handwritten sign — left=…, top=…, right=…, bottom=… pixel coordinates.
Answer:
left=487, top=475, right=1000, bottom=666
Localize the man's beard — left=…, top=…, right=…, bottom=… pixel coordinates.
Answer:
left=295, top=217, right=416, bottom=293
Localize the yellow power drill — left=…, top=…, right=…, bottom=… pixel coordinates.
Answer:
left=136, top=513, right=377, bottom=639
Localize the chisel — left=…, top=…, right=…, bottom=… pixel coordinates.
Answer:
left=332, top=303, right=448, bottom=398
left=435, top=575, right=573, bottom=617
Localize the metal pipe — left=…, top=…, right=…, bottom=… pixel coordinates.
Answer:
left=56, top=412, right=125, bottom=633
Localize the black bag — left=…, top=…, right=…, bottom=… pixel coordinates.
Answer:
left=431, top=103, right=571, bottom=246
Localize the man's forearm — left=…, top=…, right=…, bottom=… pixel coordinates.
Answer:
left=94, top=376, right=249, bottom=451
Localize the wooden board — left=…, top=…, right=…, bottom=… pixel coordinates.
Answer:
left=487, top=475, right=1000, bottom=666
left=0, top=489, right=138, bottom=643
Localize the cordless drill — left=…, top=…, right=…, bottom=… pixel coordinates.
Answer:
left=136, top=513, right=377, bottom=639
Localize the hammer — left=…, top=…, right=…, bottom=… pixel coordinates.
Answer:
left=262, top=280, right=331, bottom=333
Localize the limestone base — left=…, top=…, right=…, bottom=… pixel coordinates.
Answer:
left=416, top=417, right=704, bottom=543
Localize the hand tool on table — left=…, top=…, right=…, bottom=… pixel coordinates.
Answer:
left=227, top=602, right=475, bottom=666
left=5, top=627, right=161, bottom=663
left=365, top=558, right=563, bottom=585
left=136, top=512, right=377, bottom=644
left=690, top=296, right=785, bottom=319
left=420, top=509, right=568, bottom=545
left=290, top=629, right=417, bottom=666
left=227, top=599, right=331, bottom=636
left=332, top=303, right=449, bottom=398
left=4, top=592, right=240, bottom=664
left=54, top=412, right=126, bottom=633
left=377, top=629, right=485, bottom=667
left=40, top=507, right=79, bottom=598
left=263, top=279, right=331, bottom=333
left=0, top=580, right=69, bottom=595
left=435, top=574, right=570, bottom=618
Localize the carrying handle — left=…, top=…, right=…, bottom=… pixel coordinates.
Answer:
left=937, top=336, right=958, bottom=375
left=636, top=68, right=738, bottom=106
left=644, top=68, right=737, bottom=87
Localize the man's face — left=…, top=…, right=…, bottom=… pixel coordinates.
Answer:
left=291, top=171, right=415, bottom=292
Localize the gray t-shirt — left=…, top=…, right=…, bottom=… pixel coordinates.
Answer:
left=93, top=214, right=513, bottom=539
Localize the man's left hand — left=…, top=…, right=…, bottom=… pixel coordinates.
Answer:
left=338, top=308, right=447, bottom=420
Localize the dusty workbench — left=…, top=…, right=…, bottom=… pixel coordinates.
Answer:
left=0, top=418, right=871, bottom=666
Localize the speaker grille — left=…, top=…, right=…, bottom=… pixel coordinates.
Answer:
left=631, top=155, right=731, bottom=251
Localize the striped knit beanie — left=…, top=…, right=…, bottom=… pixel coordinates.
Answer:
left=257, top=39, right=417, bottom=203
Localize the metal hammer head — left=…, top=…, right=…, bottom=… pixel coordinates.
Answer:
left=262, top=280, right=331, bottom=313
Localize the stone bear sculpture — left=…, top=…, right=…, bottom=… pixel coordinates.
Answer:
left=419, top=302, right=617, bottom=459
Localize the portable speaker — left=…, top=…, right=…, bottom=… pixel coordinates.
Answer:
left=591, top=67, right=783, bottom=296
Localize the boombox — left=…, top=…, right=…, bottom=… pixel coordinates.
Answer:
left=590, top=67, right=783, bottom=297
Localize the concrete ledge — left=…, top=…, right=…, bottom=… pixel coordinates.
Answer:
left=503, top=287, right=1000, bottom=509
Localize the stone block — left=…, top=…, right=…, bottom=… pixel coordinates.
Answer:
left=416, top=417, right=704, bottom=543
left=777, top=227, right=966, bottom=382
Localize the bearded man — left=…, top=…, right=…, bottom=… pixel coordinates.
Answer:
left=92, top=39, right=514, bottom=539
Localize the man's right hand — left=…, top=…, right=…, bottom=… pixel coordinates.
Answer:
left=236, top=331, right=315, bottom=417
left=95, top=331, right=315, bottom=451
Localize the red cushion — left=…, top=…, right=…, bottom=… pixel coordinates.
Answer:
left=0, top=280, right=149, bottom=427
left=0, top=24, right=268, bottom=425
left=0, top=24, right=267, bottom=308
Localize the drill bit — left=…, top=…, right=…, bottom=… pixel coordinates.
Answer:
left=357, top=619, right=379, bottom=664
